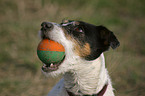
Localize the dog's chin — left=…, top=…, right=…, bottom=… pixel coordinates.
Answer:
left=41, top=62, right=67, bottom=77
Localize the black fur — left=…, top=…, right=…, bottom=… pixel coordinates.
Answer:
left=61, top=20, right=120, bottom=60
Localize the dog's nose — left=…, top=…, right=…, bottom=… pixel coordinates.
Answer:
left=41, top=22, right=53, bottom=30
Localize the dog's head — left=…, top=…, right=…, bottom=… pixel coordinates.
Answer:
left=39, top=20, right=120, bottom=76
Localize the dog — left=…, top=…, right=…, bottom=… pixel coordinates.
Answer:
left=39, top=20, right=120, bottom=96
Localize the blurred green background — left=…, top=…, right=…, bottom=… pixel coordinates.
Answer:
left=0, top=0, right=144, bottom=96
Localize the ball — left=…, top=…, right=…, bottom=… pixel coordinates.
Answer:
left=37, top=39, right=65, bottom=64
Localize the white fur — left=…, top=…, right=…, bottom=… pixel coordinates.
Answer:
left=40, top=23, right=115, bottom=96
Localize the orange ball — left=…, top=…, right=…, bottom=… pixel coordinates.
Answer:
left=37, top=39, right=65, bottom=64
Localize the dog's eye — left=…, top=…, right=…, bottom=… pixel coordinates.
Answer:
left=75, top=27, right=83, bottom=33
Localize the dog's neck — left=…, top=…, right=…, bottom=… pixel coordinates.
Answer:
left=63, top=54, right=110, bottom=95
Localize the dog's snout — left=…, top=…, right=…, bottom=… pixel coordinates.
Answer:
left=41, top=22, right=53, bottom=30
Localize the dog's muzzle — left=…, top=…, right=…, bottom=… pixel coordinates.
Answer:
left=40, top=22, right=66, bottom=72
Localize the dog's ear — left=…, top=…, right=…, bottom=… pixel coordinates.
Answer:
left=98, top=26, right=120, bottom=49
left=85, top=26, right=120, bottom=60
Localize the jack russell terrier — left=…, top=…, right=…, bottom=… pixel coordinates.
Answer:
left=39, top=20, right=120, bottom=96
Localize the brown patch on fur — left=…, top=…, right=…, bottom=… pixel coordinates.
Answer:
left=62, top=20, right=69, bottom=23
left=74, top=42, right=91, bottom=57
left=100, top=30, right=110, bottom=46
left=74, top=21, right=80, bottom=26
left=104, top=41, right=109, bottom=45
left=62, top=27, right=91, bottom=57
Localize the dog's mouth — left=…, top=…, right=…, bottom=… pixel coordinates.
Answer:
left=40, top=37, right=65, bottom=72
left=40, top=22, right=66, bottom=72
left=41, top=54, right=65, bottom=72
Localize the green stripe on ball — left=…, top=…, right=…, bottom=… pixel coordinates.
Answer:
left=37, top=50, right=65, bottom=64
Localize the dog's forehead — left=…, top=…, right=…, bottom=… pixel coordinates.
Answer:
left=61, top=20, right=96, bottom=27
left=61, top=20, right=80, bottom=27
left=61, top=21, right=74, bottom=26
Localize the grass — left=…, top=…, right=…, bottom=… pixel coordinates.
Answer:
left=0, top=0, right=145, bottom=96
